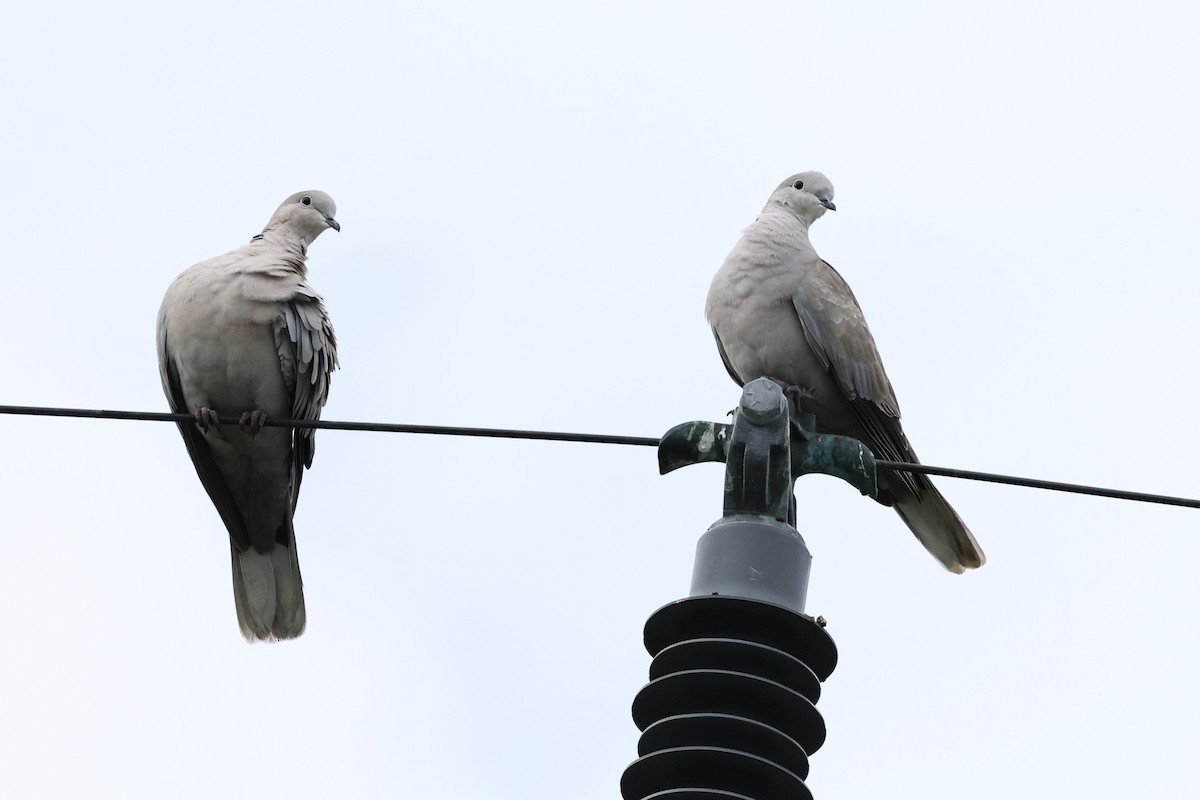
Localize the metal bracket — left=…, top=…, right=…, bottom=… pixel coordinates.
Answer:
left=658, top=378, right=877, bottom=522
left=627, top=377, right=849, bottom=799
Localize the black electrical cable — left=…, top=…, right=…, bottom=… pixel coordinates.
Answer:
left=874, top=460, right=1200, bottom=509
left=1, top=403, right=1196, bottom=509
left=0, top=405, right=660, bottom=447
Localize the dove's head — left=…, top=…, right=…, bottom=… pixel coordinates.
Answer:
left=770, top=172, right=836, bottom=224
left=267, top=190, right=341, bottom=245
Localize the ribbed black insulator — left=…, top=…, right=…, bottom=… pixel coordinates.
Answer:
left=620, top=595, right=837, bottom=800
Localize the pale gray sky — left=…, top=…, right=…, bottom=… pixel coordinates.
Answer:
left=3, top=2, right=1199, bottom=798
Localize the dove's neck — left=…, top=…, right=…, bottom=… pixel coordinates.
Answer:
left=750, top=208, right=819, bottom=259
left=251, top=226, right=310, bottom=265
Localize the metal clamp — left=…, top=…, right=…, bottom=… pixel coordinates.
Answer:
left=658, top=377, right=878, bottom=522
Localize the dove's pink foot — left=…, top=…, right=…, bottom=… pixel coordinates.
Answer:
left=764, top=377, right=815, bottom=406
left=783, top=384, right=816, bottom=404
left=239, top=409, right=268, bottom=435
left=194, top=407, right=220, bottom=433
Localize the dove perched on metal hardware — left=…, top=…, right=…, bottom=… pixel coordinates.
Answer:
left=157, top=190, right=341, bottom=639
left=705, top=172, right=984, bottom=572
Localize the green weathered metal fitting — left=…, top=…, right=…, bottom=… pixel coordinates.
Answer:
left=793, top=431, right=878, bottom=498
left=657, top=415, right=878, bottom=498
left=658, top=420, right=733, bottom=474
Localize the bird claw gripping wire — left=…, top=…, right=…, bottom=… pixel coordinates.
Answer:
left=658, top=377, right=878, bottom=521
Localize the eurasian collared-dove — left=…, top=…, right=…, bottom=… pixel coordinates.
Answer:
left=705, top=172, right=985, bottom=572
left=157, top=190, right=341, bottom=640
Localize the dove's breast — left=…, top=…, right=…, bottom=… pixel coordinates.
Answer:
left=161, top=263, right=291, bottom=420
left=705, top=221, right=853, bottom=429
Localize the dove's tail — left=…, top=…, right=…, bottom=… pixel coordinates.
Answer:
left=892, top=475, right=986, bottom=573
left=229, top=531, right=306, bottom=642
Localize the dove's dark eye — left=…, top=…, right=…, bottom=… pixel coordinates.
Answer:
left=792, top=180, right=804, bottom=190
left=300, top=196, right=312, bottom=206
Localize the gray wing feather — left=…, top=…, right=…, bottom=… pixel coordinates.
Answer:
left=273, top=282, right=338, bottom=485
left=711, top=327, right=744, bottom=386
left=791, top=260, right=922, bottom=496
left=157, top=311, right=253, bottom=550
left=790, top=260, right=898, bottom=413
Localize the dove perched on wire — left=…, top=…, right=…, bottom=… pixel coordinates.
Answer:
left=705, top=172, right=985, bottom=572
left=157, top=190, right=341, bottom=640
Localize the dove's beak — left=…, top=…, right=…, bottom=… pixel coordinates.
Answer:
left=325, top=216, right=341, bottom=232
left=818, top=197, right=836, bottom=211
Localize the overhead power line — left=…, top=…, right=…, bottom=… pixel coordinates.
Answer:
left=1, top=403, right=1197, bottom=509
left=0, top=404, right=657, bottom=447
left=873, top=460, right=1200, bottom=510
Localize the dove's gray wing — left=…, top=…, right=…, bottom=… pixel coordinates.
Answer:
left=157, top=310, right=252, bottom=551
left=789, top=259, right=922, bottom=498
left=711, top=328, right=744, bottom=387
left=273, top=283, right=339, bottom=508
left=787, top=258, right=983, bottom=571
